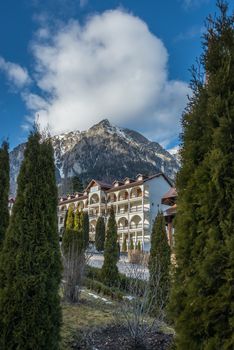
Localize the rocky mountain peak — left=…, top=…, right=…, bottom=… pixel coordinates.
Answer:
left=9, top=120, right=180, bottom=196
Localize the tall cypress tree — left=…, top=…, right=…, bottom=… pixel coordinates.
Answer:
left=101, top=207, right=119, bottom=286
left=148, top=211, right=171, bottom=315
left=65, top=204, right=75, bottom=230
left=0, top=130, right=62, bottom=350
left=83, top=211, right=89, bottom=249
left=169, top=2, right=234, bottom=349
left=0, top=141, right=9, bottom=247
left=95, top=216, right=105, bottom=251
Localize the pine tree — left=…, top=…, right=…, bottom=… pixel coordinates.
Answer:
left=169, top=2, right=234, bottom=349
left=0, top=141, right=9, bottom=247
left=0, top=130, right=62, bottom=350
left=148, top=211, right=171, bottom=315
left=95, top=216, right=105, bottom=251
left=129, top=237, right=134, bottom=250
left=101, top=206, right=119, bottom=286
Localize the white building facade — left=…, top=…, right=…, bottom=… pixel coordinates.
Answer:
left=58, top=173, right=172, bottom=251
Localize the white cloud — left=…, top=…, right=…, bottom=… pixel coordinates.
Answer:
left=0, top=56, right=31, bottom=88
left=24, top=9, right=189, bottom=146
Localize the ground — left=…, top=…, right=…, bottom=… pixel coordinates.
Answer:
left=61, top=288, right=174, bottom=350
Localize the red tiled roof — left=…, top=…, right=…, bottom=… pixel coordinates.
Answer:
left=107, top=173, right=172, bottom=193
left=161, top=187, right=177, bottom=206
left=58, top=195, right=88, bottom=206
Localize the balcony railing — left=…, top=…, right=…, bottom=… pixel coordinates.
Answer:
left=130, top=206, right=142, bottom=213
left=89, top=201, right=99, bottom=206
left=118, top=196, right=129, bottom=201
left=117, top=226, right=129, bottom=231
left=130, top=223, right=143, bottom=229
left=107, top=198, right=116, bottom=203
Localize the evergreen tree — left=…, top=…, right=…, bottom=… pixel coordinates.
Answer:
left=74, top=208, right=82, bottom=231
left=72, top=175, right=83, bottom=193
left=122, top=235, right=127, bottom=252
left=137, top=240, right=141, bottom=251
left=0, top=141, right=9, bottom=247
left=82, top=211, right=89, bottom=249
left=148, top=211, right=171, bottom=315
left=129, top=237, right=134, bottom=250
left=65, top=204, right=75, bottom=229
left=169, top=2, right=234, bottom=349
left=0, top=130, right=62, bottom=350
left=62, top=208, right=85, bottom=302
left=101, top=206, right=119, bottom=286
left=95, top=216, right=105, bottom=251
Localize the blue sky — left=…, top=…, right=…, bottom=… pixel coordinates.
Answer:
left=0, top=0, right=218, bottom=150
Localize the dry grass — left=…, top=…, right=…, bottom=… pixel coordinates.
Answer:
left=61, top=289, right=115, bottom=349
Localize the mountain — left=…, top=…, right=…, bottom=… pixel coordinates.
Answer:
left=9, top=119, right=180, bottom=196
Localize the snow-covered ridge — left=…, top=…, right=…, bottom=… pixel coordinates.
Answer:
left=9, top=119, right=180, bottom=196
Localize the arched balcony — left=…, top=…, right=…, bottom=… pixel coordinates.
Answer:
left=107, top=193, right=117, bottom=204
left=118, top=190, right=129, bottom=201
left=90, top=193, right=100, bottom=205
left=60, top=205, right=67, bottom=212
left=117, top=217, right=129, bottom=231
left=130, top=215, right=142, bottom=229
left=130, top=187, right=142, bottom=199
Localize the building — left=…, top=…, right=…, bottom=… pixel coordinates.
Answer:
left=8, top=197, right=15, bottom=216
left=58, top=173, right=173, bottom=251
left=161, top=187, right=177, bottom=246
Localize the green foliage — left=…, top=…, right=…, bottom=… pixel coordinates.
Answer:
left=74, top=208, right=82, bottom=231
left=65, top=205, right=75, bottom=230
left=84, top=278, right=123, bottom=301
left=0, top=130, right=62, bottom=350
left=82, top=212, right=89, bottom=249
left=0, top=141, right=9, bottom=247
left=63, top=212, right=83, bottom=256
left=86, top=265, right=145, bottom=296
left=137, top=240, right=141, bottom=251
left=148, top=211, right=171, bottom=316
left=122, top=235, right=127, bottom=252
left=101, top=207, right=119, bottom=286
left=169, top=3, right=234, bottom=349
left=95, top=216, right=105, bottom=251
left=71, top=175, right=83, bottom=193
left=129, top=237, right=134, bottom=250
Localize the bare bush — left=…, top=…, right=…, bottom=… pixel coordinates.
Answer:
left=62, top=239, right=93, bottom=303
left=114, top=256, right=166, bottom=348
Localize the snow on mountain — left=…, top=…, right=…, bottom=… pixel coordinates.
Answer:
left=9, top=119, right=180, bottom=195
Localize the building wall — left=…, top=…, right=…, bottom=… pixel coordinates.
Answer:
left=58, top=175, right=172, bottom=251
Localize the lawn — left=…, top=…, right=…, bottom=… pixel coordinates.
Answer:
left=61, top=288, right=116, bottom=349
